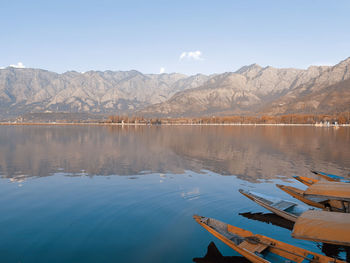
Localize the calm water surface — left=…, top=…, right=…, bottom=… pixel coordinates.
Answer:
left=0, top=125, right=349, bottom=262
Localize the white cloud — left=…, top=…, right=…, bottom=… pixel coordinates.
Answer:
left=159, top=67, right=165, bottom=74
left=9, top=62, right=25, bottom=68
left=179, top=50, right=203, bottom=61
left=0, top=62, right=26, bottom=69
left=179, top=52, right=187, bottom=60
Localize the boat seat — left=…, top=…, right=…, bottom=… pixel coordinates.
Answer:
left=308, top=196, right=329, bottom=203
left=228, top=235, right=245, bottom=245
left=251, top=194, right=273, bottom=205
left=272, top=200, right=296, bottom=211
left=238, top=238, right=271, bottom=253
left=301, top=253, right=314, bottom=262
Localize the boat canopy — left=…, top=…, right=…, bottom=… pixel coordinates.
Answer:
left=304, top=181, right=350, bottom=201
left=292, top=210, right=350, bottom=246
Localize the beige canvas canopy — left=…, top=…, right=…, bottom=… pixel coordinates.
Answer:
left=292, top=210, right=350, bottom=246
left=304, top=181, right=350, bottom=201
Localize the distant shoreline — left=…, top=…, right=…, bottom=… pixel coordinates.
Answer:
left=1, top=122, right=349, bottom=127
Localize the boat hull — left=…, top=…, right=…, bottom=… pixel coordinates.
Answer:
left=293, top=176, right=318, bottom=186
left=239, top=189, right=307, bottom=222
left=311, top=170, right=350, bottom=182
left=276, top=184, right=347, bottom=212
left=194, top=215, right=269, bottom=263
left=276, top=184, right=325, bottom=209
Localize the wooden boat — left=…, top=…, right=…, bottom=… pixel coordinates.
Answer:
left=276, top=184, right=326, bottom=209
left=239, top=189, right=310, bottom=222
left=240, top=212, right=350, bottom=260
left=193, top=215, right=344, bottom=263
left=292, top=210, right=350, bottom=247
left=311, top=170, right=350, bottom=183
left=293, top=176, right=318, bottom=186
left=276, top=182, right=350, bottom=212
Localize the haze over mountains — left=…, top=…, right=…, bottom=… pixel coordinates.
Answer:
left=0, top=57, right=349, bottom=119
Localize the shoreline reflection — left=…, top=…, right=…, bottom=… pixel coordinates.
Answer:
left=0, top=126, right=349, bottom=182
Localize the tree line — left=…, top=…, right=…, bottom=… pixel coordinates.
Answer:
left=107, top=112, right=350, bottom=125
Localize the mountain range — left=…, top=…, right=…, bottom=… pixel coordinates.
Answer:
left=140, top=58, right=350, bottom=117
left=1, top=57, right=349, bottom=119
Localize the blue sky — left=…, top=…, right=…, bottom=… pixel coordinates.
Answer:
left=1, top=0, right=350, bottom=75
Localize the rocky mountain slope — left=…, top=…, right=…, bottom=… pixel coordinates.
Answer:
left=140, top=58, right=350, bottom=117
left=1, top=57, right=349, bottom=119
left=0, top=68, right=209, bottom=118
left=263, top=58, right=350, bottom=114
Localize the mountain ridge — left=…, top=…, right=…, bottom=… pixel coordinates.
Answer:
left=1, top=58, right=349, bottom=119
left=139, top=58, right=350, bottom=117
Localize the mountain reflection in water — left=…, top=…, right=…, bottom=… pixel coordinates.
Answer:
left=0, top=125, right=349, bottom=182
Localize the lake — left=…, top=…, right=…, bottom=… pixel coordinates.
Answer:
left=0, top=125, right=349, bottom=262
